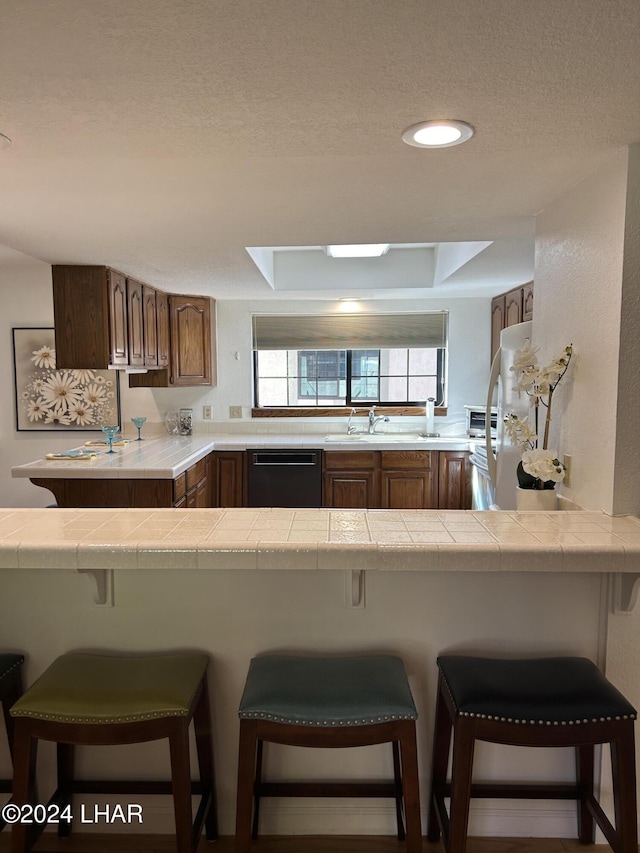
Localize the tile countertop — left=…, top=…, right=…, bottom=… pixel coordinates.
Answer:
left=11, top=434, right=473, bottom=480
left=0, top=507, right=639, bottom=574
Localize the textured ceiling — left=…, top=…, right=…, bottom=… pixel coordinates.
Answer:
left=0, top=0, right=639, bottom=299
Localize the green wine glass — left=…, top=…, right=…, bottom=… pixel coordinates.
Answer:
left=131, top=416, right=147, bottom=441
left=101, top=425, right=120, bottom=454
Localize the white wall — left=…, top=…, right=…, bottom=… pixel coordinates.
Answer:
left=533, top=147, right=629, bottom=513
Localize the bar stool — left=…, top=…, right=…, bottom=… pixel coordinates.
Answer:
left=0, top=654, right=24, bottom=832
left=235, top=654, right=422, bottom=853
left=427, top=655, right=638, bottom=853
left=10, top=651, right=217, bottom=853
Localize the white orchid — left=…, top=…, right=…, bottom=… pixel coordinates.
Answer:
left=506, top=343, right=573, bottom=490
left=521, top=449, right=566, bottom=483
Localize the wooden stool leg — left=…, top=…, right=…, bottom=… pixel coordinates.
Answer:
left=251, top=739, right=263, bottom=840
left=10, top=721, right=37, bottom=853
left=611, top=720, right=638, bottom=853
left=398, top=721, right=422, bottom=853
left=235, top=720, right=258, bottom=853
left=392, top=740, right=406, bottom=841
left=56, top=743, right=74, bottom=838
left=2, top=668, right=23, bottom=763
left=169, top=720, right=194, bottom=853
left=427, top=674, right=453, bottom=842
left=447, top=717, right=476, bottom=853
left=575, top=744, right=595, bottom=844
left=193, top=676, right=218, bottom=841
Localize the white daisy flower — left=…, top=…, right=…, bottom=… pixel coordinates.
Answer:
left=83, top=383, right=107, bottom=406
left=69, top=403, right=95, bottom=426
left=44, top=410, right=71, bottom=426
left=40, top=371, right=82, bottom=412
left=31, top=345, right=56, bottom=369
left=71, top=369, right=96, bottom=384
left=27, top=398, right=48, bottom=422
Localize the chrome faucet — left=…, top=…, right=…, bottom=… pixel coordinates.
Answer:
left=347, top=407, right=358, bottom=434
left=368, top=405, right=390, bottom=434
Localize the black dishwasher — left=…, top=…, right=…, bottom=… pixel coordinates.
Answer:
left=246, top=449, right=323, bottom=507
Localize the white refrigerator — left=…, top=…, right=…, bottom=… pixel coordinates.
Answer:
left=484, top=320, right=533, bottom=510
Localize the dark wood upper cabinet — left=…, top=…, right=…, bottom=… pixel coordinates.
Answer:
left=169, top=295, right=213, bottom=386
left=156, top=290, right=170, bottom=368
left=142, top=285, right=158, bottom=367
left=108, top=270, right=129, bottom=367
left=126, top=279, right=145, bottom=367
left=490, top=281, right=533, bottom=365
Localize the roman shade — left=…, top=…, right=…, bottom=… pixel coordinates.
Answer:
left=252, top=312, right=447, bottom=351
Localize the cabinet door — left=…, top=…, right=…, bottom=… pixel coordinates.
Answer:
left=505, top=287, right=523, bottom=328
left=142, top=285, right=158, bottom=367
left=211, top=451, right=245, bottom=507
left=323, top=470, right=378, bottom=508
left=380, top=450, right=437, bottom=509
left=156, top=290, right=170, bottom=368
left=522, top=281, right=534, bottom=321
left=169, top=295, right=212, bottom=386
left=490, top=296, right=505, bottom=366
left=438, top=451, right=472, bottom=509
left=126, top=279, right=145, bottom=367
left=108, top=270, right=129, bottom=366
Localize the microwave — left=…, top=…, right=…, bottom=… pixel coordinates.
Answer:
left=464, top=405, right=497, bottom=438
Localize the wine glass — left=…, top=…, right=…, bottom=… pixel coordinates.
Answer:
left=131, top=416, right=147, bottom=441
left=101, top=425, right=120, bottom=454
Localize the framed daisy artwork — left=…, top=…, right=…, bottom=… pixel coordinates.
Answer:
left=12, top=327, right=121, bottom=431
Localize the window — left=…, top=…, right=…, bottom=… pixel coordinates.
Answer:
left=253, top=313, right=447, bottom=409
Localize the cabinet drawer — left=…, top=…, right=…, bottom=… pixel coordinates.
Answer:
left=173, top=473, right=186, bottom=501
left=380, top=450, right=434, bottom=470
left=324, top=451, right=377, bottom=470
left=186, top=457, right=207, bottom=490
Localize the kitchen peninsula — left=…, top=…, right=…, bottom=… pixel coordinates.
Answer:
left=11, top=433, right=474, bottom=509
left=0, top=503, right=639, bottom=837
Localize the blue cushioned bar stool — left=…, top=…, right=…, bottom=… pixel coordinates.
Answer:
left=235, top=654, right=421, bottom=853
left=10, top=652, right=217, bottom=853
left=427, top=655, right=638, bottom=853
left=0, top=654, right=24, bottom=832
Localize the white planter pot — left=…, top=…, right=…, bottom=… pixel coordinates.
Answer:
left=516, top=487, right=558, bottom=511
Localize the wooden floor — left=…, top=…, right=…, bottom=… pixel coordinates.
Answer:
left=0, top=835, right=622, bottom=853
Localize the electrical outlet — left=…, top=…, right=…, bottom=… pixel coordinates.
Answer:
left=229, top=406, right=242, bottom=419
left=563, top=454, right=572, bottom=488
left=202, top=405, right=212, bottom=419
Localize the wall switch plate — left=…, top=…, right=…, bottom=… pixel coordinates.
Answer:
left=563, top=454, right=572, bottom=488
left=229, top=406, right=242, bottom=419
left=202, top=405, right=212, bottom=419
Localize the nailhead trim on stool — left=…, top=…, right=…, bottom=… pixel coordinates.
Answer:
left=427, top=655, right=638, bottom=853
left=235, top=654, right=422, bottom=853
left=9, top=652, right=217, bottom=853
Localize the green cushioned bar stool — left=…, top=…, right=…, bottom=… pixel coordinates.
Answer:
left=0, top=654, right=24, bottom=832
left=10, top=652, right=217, bottom=853
left=427, top=655, right=638, bottom=853
left=235, top=654, right=421, bottom=853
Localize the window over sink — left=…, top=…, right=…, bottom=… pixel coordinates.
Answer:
left=252, top=312, right=447, bottom=411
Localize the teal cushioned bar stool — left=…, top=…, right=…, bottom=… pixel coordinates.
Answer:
left=427, top=655, right=638, bottom=853
left=235, top=654, right=421, bottom=853
left=0, top=654, right=24, bottom=832
left=10, top=652, right=217, bottom=853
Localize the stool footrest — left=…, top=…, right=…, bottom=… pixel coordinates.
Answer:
left=256, top=781, right=399, bottom=798
left=441, top=781, right=581, bottom=800
left=58, top=779, right=209, bottom=796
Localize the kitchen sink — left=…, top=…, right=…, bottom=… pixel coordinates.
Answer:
left=324, top=433, right=468, bottom=443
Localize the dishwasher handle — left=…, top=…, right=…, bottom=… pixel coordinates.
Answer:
left=250, top=451, right=319, bottom=466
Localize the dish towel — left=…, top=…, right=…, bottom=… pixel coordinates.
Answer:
left=46, top=450, right=98, bottom=461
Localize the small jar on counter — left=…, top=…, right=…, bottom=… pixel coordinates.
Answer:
left=179, top=408, right=193, bottom=436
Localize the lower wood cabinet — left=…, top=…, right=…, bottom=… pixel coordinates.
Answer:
left=210, top=451, right=245, bottom=507
left=173, top=456, right=209, bottom=508
left=322, top=450, right=469, bottom=510
left=438, top=451, right=472, bottom=510
left=323, top=451, right=380, bottom=509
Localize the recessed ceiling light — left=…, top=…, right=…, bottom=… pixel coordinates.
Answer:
left=0, top=133, right=12, bottom=151
left=401, top=120, right=474, bottom=149
left=326, top=244, right=390, bottom=258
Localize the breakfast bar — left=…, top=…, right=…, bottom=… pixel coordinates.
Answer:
left=0, top=503, right=638, bottom=839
